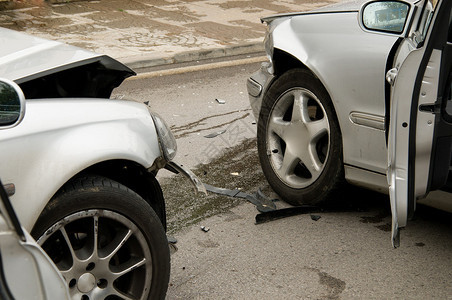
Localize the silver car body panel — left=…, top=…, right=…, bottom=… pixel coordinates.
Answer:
left=0, top=225, right=70, bottom=299
left=387, top=0, right=446, bottom=245
left=0, top=28, right=134, bottom=100
left=387, top=46, right=437, bottom=245
left=261, top=0, right=418, bottom=22
left=0, top=227, right=70, bottom=299
left=0, top=27, right=101, bottom=83
left=345, top=165, right=388, bottom=194
left=264, top=12, right=401, bottom=174
left=0, top=182, right=69, bottom=299
left=0, top=99, right=162, bottom=230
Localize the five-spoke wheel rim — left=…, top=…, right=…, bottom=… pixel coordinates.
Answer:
left=37, top=210, right=152, bottom=300
left=266, top=88, right=330, bottom=189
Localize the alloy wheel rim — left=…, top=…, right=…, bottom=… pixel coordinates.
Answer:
left=37, top=209, right=152, bottom=300
left=266, top=88, right=330, bottom=189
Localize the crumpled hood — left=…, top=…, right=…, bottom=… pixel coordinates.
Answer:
left=0, top=28, right=135, bottom=99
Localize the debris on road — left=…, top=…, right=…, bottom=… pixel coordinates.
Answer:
left=230, top=172, right=240, bottom=176
left=201, top=226, right=210, bottom=232
left=310, top=215, right=322, bottom=221
left=255, top=206, right=322, bottom=225
left=167, top=235, right=178, bottom=254
left=165, top=161, right=207, bottom=195
left=204, top=184, right=276, bottom=213
left=167, top=236, right=178, bottom=244
left=203, top=184, right=328, bottom=225
left=204, top=129, right=227, bottom=138
left=216, top=98, right=226, bottom=104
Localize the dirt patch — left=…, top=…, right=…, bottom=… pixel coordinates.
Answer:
left=161, top=138, right=269, bottom=234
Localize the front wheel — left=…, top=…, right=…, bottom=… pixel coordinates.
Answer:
left=257, top=69, right=344, bottom=206
left=32, top=176, right=170, bottom=300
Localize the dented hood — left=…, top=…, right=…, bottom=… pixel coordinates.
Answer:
left=0, top=28, right=135, bottom=99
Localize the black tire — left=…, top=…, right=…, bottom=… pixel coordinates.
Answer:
left=257, top=69, right=344, bottom=205
left=31, top=175, right=170, bottom=300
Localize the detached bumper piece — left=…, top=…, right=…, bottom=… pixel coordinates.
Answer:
left=165, top=161, right=207, bottom=195
left=203, top=183, right=326, bottom=225
left=203, top=184, right=276, bottom=213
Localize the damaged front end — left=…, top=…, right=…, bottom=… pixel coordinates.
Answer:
left=148, top=108, right=206, bottom=195
left=0, top=27, right=135, bottom=99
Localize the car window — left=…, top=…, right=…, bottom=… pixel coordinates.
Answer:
left=0, top=82, right=20, bottom=125
left=415, top=0, right=439, bottom=44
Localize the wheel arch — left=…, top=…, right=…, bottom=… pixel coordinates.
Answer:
left=272, top=48, right=309, bottom=77
left=35, top=159, right=167, bottom=232
left=271, top=48, right=344, bottom=152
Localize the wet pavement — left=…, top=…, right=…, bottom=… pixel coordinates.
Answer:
left=0, top=0, right=339, bottom=68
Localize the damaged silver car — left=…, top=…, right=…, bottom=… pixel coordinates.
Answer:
left=0, top=28, right=203, bottom=299
left=248, top=0, right=452, bottom=246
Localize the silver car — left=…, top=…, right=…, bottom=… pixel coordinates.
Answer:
left=0, top=29, right=203, bottom=299
left=247, top=0, right=451, bottom=246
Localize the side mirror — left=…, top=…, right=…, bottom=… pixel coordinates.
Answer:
left=361, top=1, right=410, bottom=34
left=0, top=78, right=25, bottom=129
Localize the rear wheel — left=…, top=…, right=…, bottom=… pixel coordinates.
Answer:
left=32, top=176, right=170, bottom=300
left=257, top=69, right=344, bottom=205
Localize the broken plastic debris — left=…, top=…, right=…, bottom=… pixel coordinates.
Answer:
left=255, top=206, right=321, bottom=224
left=230, top=172, right=239, bottom=176
left=164, top=162, right=207, bottom=195
left=167, top=235, right=178, bottom=244
left=203, top=184, right=276, bottom=213
left=167, top=235, right=178, bottom=254
left=216, top=98, right=226, bottom=104
left=200, top=226, right=210, bottom=232
left=204, top=129, right=226, bottom=138
left=310, top=215, right=321, bottom=221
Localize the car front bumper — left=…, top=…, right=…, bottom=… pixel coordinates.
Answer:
left=246, top=61, right=275, bottom=122
left=165, top=161, right=206, bottom=195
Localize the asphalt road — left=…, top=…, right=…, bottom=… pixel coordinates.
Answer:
left=113, top=58, right=452, bottom=299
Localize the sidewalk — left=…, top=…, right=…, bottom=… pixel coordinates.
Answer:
left=0, top=0, right=340, bottom=69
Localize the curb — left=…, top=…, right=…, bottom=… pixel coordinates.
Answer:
left=121, top=42, right=265, bottom=70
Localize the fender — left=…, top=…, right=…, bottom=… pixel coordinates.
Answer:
left=0, top=99, right=162, bottom=230
left=271, top=12, right=399, bottom=174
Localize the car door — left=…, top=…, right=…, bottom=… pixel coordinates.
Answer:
left=387, top=0, right=452, bottom=247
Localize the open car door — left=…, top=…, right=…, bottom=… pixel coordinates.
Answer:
left=387, top=0, right=452, bottom=247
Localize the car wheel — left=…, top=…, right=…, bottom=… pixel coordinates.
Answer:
left=257, top=69, right=344, bottom=205
left=31, top=175, right=170, bottom=300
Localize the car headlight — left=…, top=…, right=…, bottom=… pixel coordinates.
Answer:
left=149, top=111, right=177, bottom=161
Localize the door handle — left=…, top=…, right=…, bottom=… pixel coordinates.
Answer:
left=386, top=68, right=398, bottom=86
